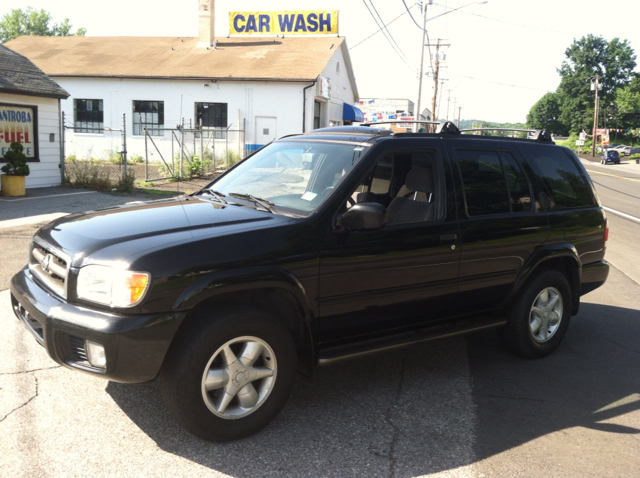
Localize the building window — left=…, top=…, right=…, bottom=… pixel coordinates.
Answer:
left=133, top=100, right=164, bottom=136
left=74, top=99, right=103, bottom=133
left=196, top=102, right=227, bottom=128
left=314, top=101, right=321, bottom=130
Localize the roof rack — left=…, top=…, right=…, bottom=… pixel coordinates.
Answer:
left=461, top=128, right=552, bottom=142
left=360, top=120, right=461, bottom=134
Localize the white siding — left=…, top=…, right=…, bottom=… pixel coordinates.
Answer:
left=53, top=55, right=358, bottom=159
left=0, top=93, right=62, bottom=188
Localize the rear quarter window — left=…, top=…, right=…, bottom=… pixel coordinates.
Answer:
left=518, top=144, right=595, bottom=210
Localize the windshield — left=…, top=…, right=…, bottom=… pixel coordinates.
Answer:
left=208, top=140, right=369, bottom=215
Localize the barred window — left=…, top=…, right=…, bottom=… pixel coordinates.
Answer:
left=74, top=99, right=103, bottom=133
left=195, top=102, right=227, bottom=128
left=133, top=101, right=164, bottom=136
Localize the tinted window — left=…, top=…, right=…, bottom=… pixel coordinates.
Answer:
left=519, top=145, right=594, bottom=210
left=456, top=150, right=510, bottom=216
left=500, top=152, right=532, bottom=213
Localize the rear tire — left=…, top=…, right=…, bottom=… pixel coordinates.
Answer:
left=499, top=269, right=571, bottom=359
left=160, top=306, right=297, bottom=442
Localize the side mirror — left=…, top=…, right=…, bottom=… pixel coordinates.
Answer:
left=339, top=203, right=387, bottom=231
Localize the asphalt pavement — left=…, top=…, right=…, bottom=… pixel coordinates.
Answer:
left=1, top=168, right=639, bottom=477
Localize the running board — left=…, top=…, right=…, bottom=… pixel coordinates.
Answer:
left=317, top=318, right=506, bottom=366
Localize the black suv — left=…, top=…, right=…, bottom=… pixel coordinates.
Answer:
left=10, top=122, right=609, bottom=442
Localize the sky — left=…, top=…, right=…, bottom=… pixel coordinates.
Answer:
left=7, top=0, right=640, bottom=124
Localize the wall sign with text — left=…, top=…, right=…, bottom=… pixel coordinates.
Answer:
left=229, top=11, right=338, bottom=35
left=0, top=103, right=39, bottom=161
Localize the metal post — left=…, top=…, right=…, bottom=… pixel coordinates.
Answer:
left=592, top=76, right=600, bottom=158
left=180, top=118, right=184, bottom=178
left=122, top=113, right=127, bottom=179
left=415, top=3, right=428, bottom=132
left=60, top=110, right=66, bottom=183
left=199, top=118, right=204, bottom=172
left=144, top=128, right=149, bottom=181
left=224, top=126, right=229, bottom=169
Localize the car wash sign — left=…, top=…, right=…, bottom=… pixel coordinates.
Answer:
left=230, top=11, right=338, bottom=35
left=0, top=104, right=37, bottom=160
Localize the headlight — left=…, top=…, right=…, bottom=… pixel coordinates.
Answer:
left=77, top=265, right=150, bottom=307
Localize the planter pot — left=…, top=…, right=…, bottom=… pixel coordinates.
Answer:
left=1, top=174, right=26, bottom=197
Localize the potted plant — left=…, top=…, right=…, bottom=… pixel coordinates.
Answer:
left=1, top=142, right=30, bottom=196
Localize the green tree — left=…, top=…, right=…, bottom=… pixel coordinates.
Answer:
left=0, top=7, right=86, bottom=43
left=556, top=35, right=636, bottom=133
left=613, top=75, right=640, bottom=129
left=526, top=92, right=569, bottom=135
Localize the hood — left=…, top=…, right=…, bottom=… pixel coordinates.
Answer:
left=36, top=196, right=281, bottom=266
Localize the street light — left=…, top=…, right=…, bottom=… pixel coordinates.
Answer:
left=415, top=1, right=488, bottom=131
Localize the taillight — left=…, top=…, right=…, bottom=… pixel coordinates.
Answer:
left=603, top=218, right=609, bottom=250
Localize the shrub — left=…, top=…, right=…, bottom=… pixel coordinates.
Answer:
left=1, top=142, right=30, bottom=176
left=129, top=153, right=144, bottom=164
left=116, top=169, right=136, bottom=192
left=107, top=150, right=123, bottom=164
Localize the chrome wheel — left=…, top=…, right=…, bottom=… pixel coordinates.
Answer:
left=201, top=336, right=277, bottom=419
left=529, top=287, right=563, bottom=343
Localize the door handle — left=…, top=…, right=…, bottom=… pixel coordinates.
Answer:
left=440, top=233, right=457, bottom=244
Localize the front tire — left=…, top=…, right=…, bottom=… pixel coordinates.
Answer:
left=160, top=306, right=297, bottom=442
left=500, top=269, right=572, bottom=358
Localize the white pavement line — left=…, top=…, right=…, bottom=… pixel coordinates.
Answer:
left=0, top=213, right=69, bottom=229
left=603, top=206, right=640, bottom=224
left=0, top=191, right=96, bottom=202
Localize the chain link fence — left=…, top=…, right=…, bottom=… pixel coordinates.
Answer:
left=62, top=111, right=132, bottom=189
left=62, top=113, right=247, bottom=188
left=143, top=126, right=246, bottom=182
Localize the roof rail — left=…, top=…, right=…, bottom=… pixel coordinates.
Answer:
left=461, top=128, right=552, bottom=142
left=360, top=120, right=461, bottom=134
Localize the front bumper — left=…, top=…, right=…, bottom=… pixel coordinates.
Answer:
left=10, top=267, right=185, bottom=383
left=580, top=260, right=610, bottom=296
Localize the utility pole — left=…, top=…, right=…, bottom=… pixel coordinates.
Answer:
left=414, top=2, right=430, bottom=132
left=446, top=89, right=452, bottom=121
left=591, top=76, right=602, bottom=157
left=436, top=79, right=448, bottom=120
left=426, top=39, right=451, bottom=130
left=457, top=106, right=462, bottom=128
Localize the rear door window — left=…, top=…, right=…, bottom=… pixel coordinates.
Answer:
left=518, top=144, right=595, bottom=210
left=455, top=149, right=532, bottom=216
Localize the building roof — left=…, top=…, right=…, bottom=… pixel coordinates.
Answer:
left=4, top=35, right=348, bottom=83
left=0, top=45, right=69, bottom=99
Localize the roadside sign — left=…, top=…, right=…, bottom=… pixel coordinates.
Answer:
left=576, top=140, right=585, bottom=146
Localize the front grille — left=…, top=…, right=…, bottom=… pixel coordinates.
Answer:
left=11, top=294, right=44, bottom=345
left=30, top=240, right=70, bottom=298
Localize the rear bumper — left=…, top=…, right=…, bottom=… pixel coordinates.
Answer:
left=10, top=267, right=185, bottom=383
left=580, top=260, right=609, bottom=296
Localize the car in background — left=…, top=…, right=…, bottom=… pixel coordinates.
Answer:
left=619, top=145, right=638, bottom=156
left=601, top=149, right=620, bottom=164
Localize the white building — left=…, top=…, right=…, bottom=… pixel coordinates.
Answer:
left=356, top=98, right=427, bottom=123
left=0, top=45, right=69, bottom=188
left=6, top=6, right=362, bottom=163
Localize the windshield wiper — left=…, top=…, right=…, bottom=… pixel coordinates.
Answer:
left=228, top=192, right=275, bottom=213
left=199, top=188, right=228, bottom=204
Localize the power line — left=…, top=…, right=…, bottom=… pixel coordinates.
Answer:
left=361, top=0, right=416, bottom=70
left=369, top=0, right=409, bottom=59
left=349, top=7, right=413, bottom=50
left=431, top=3, right=573, bottom=36
left=450, top=72, right=550, bottom=92
left=403, top=1, right=434, bottom=75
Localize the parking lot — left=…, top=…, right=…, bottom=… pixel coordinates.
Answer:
left=1, top=184, right=639, bottom=478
